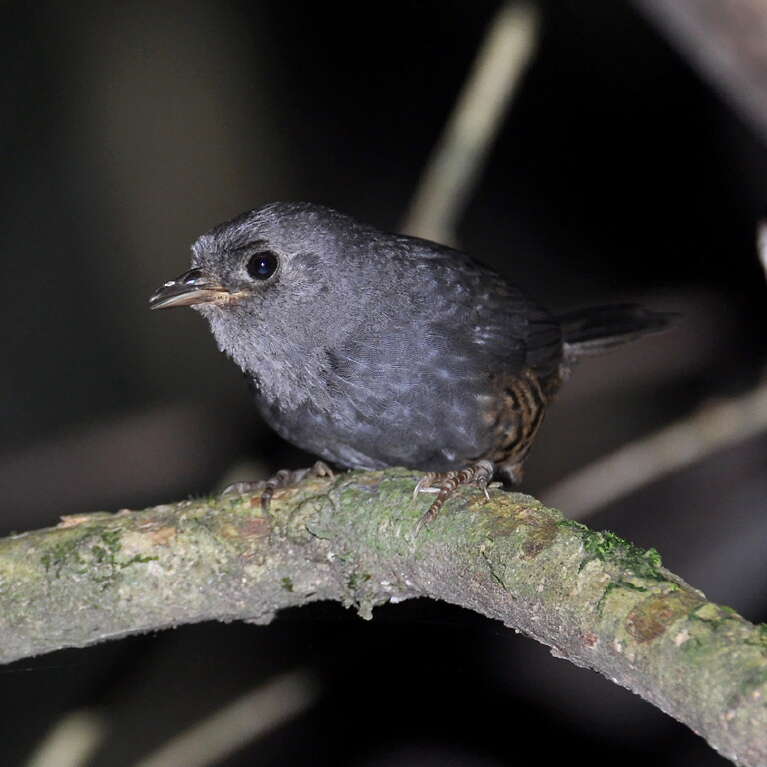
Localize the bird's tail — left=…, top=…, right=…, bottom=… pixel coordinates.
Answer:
left=558, top=303, right=676, bottom=360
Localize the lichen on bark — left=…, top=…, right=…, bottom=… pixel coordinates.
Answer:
left=0, top=468, right=764, bottom=766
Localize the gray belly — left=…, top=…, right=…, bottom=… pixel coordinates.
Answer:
left=253, top=390, right=490, bottom=472
left=254, top=395, right=386, bottom=469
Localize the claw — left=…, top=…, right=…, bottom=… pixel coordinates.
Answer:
left=223, top=461, right=335, bottom=511
left=413, top=472, right=436, bottom=500
left=312, top=461, right=335, bottom=479
left=413, top=460, right=495, bottom=533
left=478, top=475, right=491, bottom=501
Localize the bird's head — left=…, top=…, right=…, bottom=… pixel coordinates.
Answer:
left=149, top=202, right=384, bottom=382
left=149, top=202, right=365, bottom=310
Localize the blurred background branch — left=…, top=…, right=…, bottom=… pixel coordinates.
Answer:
left=634, top=0, right=767, bottom=142
left=545, top=221, right=767, bottom=520
left=134, top=671, right=318, bottom=767
left=24, top=711, right=106, bottom=767
left=544, top=375, right=767, bottom=518
left=402, top=1, right=539, bottom=245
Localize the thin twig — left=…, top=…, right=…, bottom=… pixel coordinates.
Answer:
left=757, top=219, right=767, bottom=278
left=634, top=0, right=767, bottom=144
left=134, top=671, right=318, bottom=767
left=544, top=378, right=767, bottom=519
left=402, top=1, right=540, bottom=245
left=24, top=711, right=106, bottom=767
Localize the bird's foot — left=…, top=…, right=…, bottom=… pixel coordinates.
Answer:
left=413, top=459, right=494, bottom=534
left=224, top=461, right=334, bottom=512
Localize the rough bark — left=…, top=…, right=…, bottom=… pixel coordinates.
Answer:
left=0, top=469, right=765, bottom=765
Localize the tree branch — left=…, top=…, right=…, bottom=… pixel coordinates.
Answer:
left=1, top=469, right=765, bottom=765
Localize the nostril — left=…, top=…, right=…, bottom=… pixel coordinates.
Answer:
left=181, top=268, right=204, bottom=284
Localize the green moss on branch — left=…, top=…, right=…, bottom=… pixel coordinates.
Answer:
left=0, top=468, right=764, bottom=765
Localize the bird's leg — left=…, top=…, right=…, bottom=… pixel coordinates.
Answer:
left=413, top=459, right=494, bottom=534
left=224, top=461, right=334, bottom=512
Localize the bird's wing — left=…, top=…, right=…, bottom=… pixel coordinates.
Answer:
left=321, top=253, right=562, bottom=469
left=388, top=234, right=563, bottom=376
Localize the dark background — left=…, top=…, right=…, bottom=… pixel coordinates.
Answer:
left=2, top=1, right=766, bottom=765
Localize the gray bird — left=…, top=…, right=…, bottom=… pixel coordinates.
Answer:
left=150, top=202, right=671, bottom=525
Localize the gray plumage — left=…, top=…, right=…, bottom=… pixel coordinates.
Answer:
left=152, top=202, right=671, bottom=480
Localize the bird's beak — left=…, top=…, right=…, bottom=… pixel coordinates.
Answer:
left=149, top=268, right=230, bottom=310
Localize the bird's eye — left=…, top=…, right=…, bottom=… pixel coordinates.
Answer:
left=181, top=268, right=204, bottom=284
left=246, top=251, right=278, bottom=281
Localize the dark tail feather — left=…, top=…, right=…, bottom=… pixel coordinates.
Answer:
left=558, top=303, right=677, bottom=359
